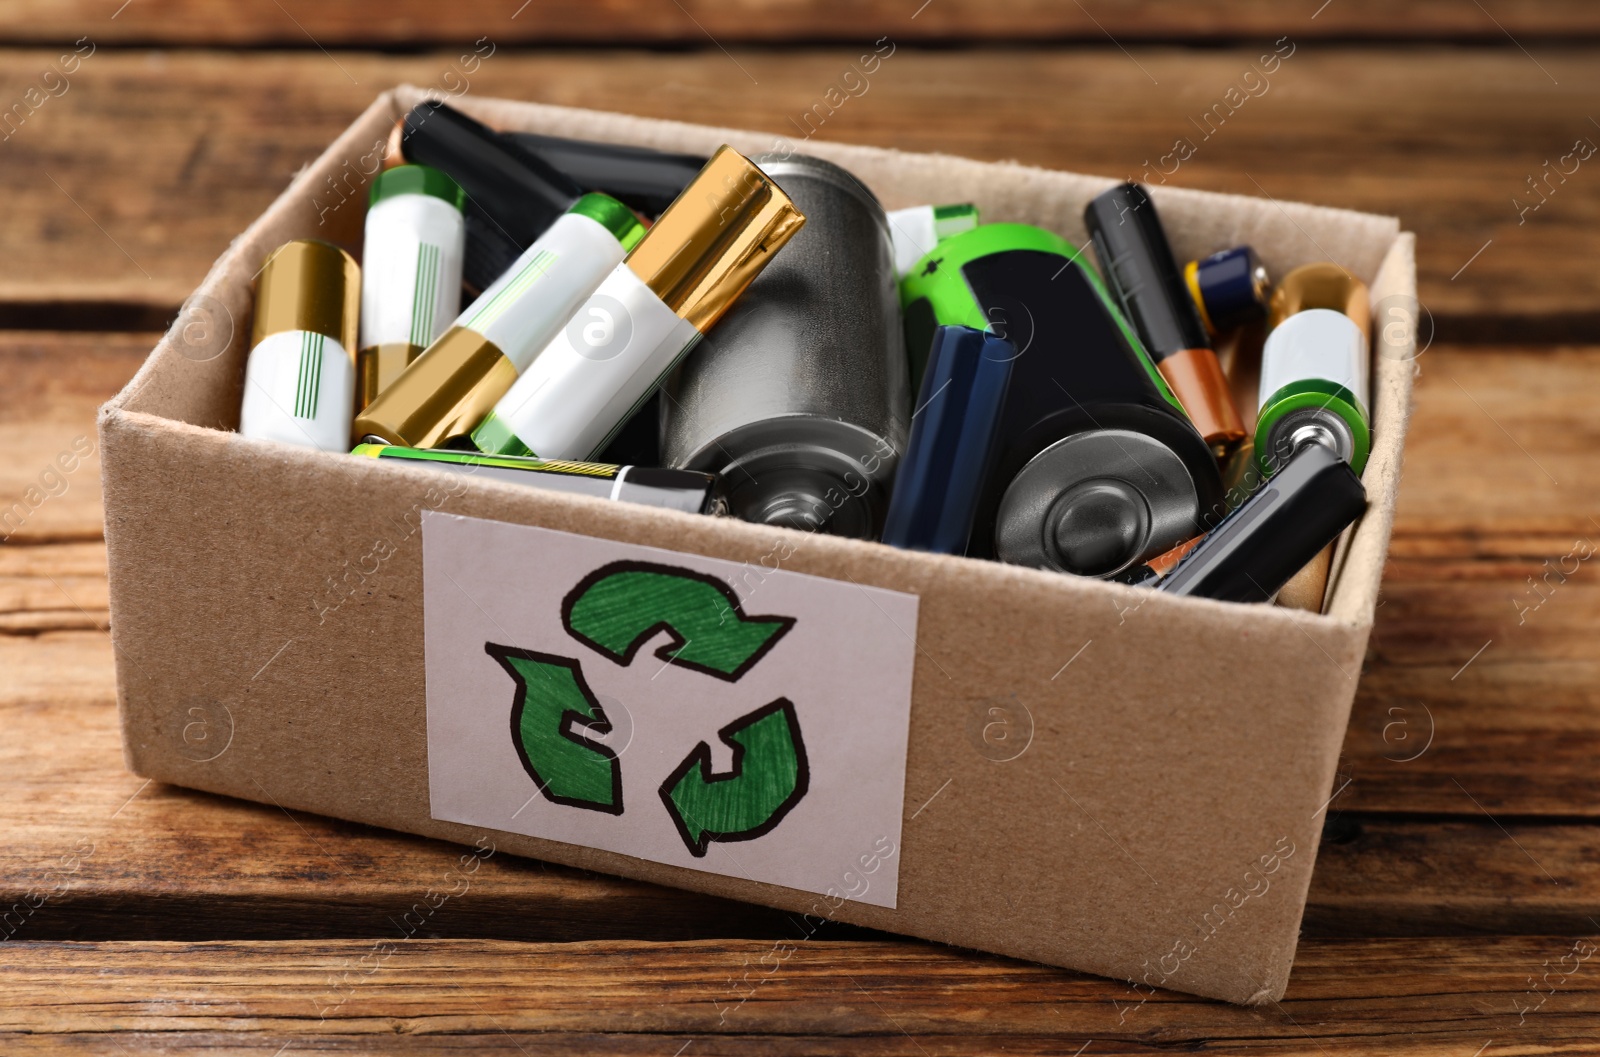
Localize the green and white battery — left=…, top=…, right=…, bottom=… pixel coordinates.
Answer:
left=352, top=193, right=645, bottom=449
left=1255, top=264, right=1372, bottom=476
left=357, top=164, right=466, bottom=409
left=471, top=145, right=806, bottom=462
left=239, top=239, right=361, bottom=452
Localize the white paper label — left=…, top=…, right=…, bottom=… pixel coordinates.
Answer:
left=421, top=512, right=919, bottom=909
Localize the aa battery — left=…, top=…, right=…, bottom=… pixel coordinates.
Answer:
left=901, top=223, right=1223, bottom=576
left=353, top=194, right=644, bottom=450
left=472, top=145, right=806, bottom=462
left=1185, top=245, right=1271, bottom=335
left=505, top=131, right=706, bottom=217
left=239, top=239, right=360, bottom=452
left=659, top=154, right=907, bottom=539
left=1159, top=441, right=1367, bottom=603
left=887, top=203, right=979, bottom=280
left=351, top=444, right=723, bottom=516
left=1084, top=183, right=1245, bottom=451
left=880, top=325, right=1014, bottom=553
left=357, top=165, right=467, bottom=410
left=398, top=101, right=585, bottom=293
left=1256, top=263, right=1372, bottom=476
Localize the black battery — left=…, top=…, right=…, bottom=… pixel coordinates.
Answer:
left=506, top=131, right=706, bottom=217
left=1158, top=441, right=1367, bottom=603
left=400, top=101, right=584, bottom=294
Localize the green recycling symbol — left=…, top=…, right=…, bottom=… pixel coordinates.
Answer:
left=486, top=561, right=808, bottom=857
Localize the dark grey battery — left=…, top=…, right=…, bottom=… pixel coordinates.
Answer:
left=1158, top=442, right=1367, bottom=602
left=505, top=131, right=706, bottom=217
left=659, top=154, right=910, bottom=539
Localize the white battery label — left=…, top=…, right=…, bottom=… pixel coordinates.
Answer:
left=359, top=193, right=466, bottom=351
left=455, top=211, right=629, bottom=373
left=491, top=264, right=699, bottom=461
left=1259, top=309, right=1370, bottom=406
left=240, top=329, right=356, bottom=452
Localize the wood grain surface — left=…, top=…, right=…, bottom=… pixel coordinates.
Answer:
left=5, top=0, right=1600, bottom=45
left=0, top=49, right=1596, bottom=326
left=1, top=936, right=1597, bottom=1054
left=1, top=24, right=1597, bottom=1048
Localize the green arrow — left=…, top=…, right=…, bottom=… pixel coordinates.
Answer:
left=487, top=644, right=622, bottom=815
left=563, top=561, right=795, bottom=682
left=659, top=700, right=809, bottom=857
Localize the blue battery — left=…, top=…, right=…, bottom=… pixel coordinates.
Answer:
left=881, top=325, right=1016, bottom=554
left=1184, top=245, right=1271, bottom=335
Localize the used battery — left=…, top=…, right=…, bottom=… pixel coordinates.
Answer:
left=505, top=130, right=706, bottom=217
left=1255, top=263, right=1372, bottom=476
left=659, top=154, right=906, bottom=540
left=351, top=444, right=723, bottom=516
left=239, top=239, right=360, bottom=452
left=357, top=164, right=466, bottom=410
left=1084, top=183, right=1245, bottom=452
left=880, top=325, right=1015, bottom=554
left=1185, top=245, right=1271, bottom=335
left=353, top=193, right=645, bottom=450
left=398, top=101, right=585, bottom=293
left=1158, top=441, right=1367, bottom=603
left=472, top=145, right=805, bottom=462
left=900, top=223, right=1224, bottom=577
left=887, top=203, right=979, bottom=280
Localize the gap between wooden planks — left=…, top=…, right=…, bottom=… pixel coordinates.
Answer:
left=6, top=0, right=1600, bottom=45
left=0, top=49, right=1596, bottom=324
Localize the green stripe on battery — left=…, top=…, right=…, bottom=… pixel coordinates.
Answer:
left=465, top=249, right=558, bottom=333
left=295, top=331, right=324, bottom=419
left=409, top=242, right=441, bottom=347
left=352, top=443, right=620, bottom=478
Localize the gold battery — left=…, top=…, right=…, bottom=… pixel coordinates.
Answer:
left=353, top=326, right=517, bottom=448
left=1267, top=263, right=1371, bottom=332
left=252, top=239, right=360, bottom=352
left=357, top=342, right=423, bottom=411
left=624, top=145, right=806, bottom=333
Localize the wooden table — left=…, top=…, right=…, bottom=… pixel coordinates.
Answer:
left=3, top=3, right=1599, bottom=1052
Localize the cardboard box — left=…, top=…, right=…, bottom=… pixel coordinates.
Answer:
left=101, top=86, right=1415, bottom=1004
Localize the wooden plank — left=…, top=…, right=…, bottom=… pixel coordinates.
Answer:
left=1306, top=818, right=1600, bottom=935
left=0, top=49, right=1595, bottom=323
left=0, top=540, right=107, bottom=631
left=0, top=936, right=1597, bottom=1053
left=6, top=0, right=1600, bottom=46
left=1392, top=346, right=1600, bottom=536
left=0, top=331, right=148, bottom=544
left=1333, top=345, right=1600, bottom=814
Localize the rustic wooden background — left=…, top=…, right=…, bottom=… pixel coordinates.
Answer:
left=3, top=0, right=1599, bottom=1052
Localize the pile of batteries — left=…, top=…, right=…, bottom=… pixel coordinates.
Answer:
left=238, top=100, right=1370, bottom=606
